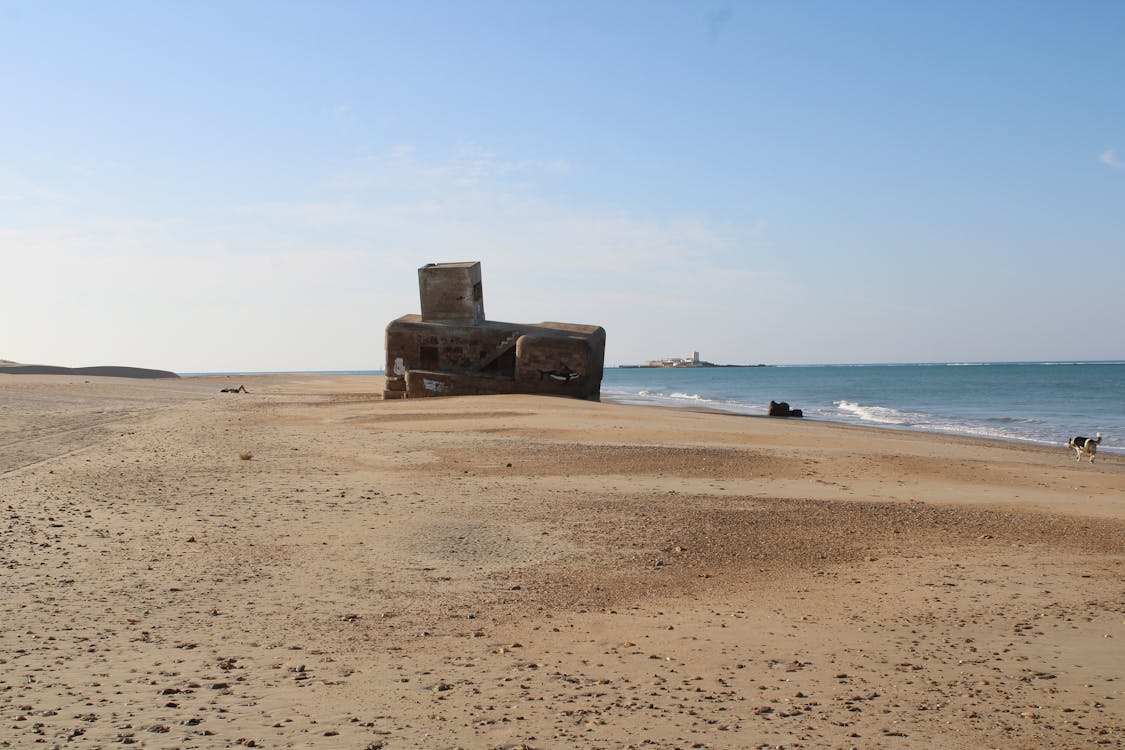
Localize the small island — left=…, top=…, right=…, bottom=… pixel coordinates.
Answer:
left=619, top=351, right=768, bottom=368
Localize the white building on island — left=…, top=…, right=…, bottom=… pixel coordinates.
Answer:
left=643, top=351, right=707, bottom=368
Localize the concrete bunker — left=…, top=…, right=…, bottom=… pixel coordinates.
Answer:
left=384, top=262, right=605, bottom=400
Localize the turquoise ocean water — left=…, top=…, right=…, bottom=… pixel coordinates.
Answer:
left=601, top=361, right=1125, bottom=455
left=186, top=361, right=1124, bottom=454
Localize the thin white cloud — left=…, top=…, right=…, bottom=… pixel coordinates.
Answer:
left=0, top=184, right=66, bottom=204
left=336, top=143, right=570, bottom=190
left=1, top=142, right=777, bottom=370
left=1098, top=148, right=1124, bottom=169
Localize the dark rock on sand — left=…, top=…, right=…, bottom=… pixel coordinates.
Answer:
left=768, top=400, right=803, bottom=417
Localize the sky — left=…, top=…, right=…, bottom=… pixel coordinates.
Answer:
left=2, top=0, right=1123, bottom=372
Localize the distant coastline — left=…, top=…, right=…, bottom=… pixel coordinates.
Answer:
left=0, top=362, right=179, bottom=379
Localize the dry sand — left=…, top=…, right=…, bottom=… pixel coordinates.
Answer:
left=1, top=374, right=1122, bottom=749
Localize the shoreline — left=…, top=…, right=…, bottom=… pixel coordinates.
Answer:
left=601, top=360, right=1125, bottom=458
left=182, top=370, right=1124, bottom=455
left=5, top=367, right=1119, bottom=455
left=18, top=359, right=1108, bottom=456
left=191, top=371, right=1123, bottom=455
left=608, top=396, right=1125, bottom=455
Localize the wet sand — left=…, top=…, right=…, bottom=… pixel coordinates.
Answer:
left=1, top=374, right=1122, bottom=749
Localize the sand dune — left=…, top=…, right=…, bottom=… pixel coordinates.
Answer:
left=0, top=374, right=1121, bottom=748
left=0, top=363, right=179, bottom=378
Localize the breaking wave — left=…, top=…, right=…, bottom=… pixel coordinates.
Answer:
left=834, top=401, right=923, bottom=426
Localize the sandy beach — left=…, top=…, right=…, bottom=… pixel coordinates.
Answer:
left=1, top=373, right=1122, bottom=749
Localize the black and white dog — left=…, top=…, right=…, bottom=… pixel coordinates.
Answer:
left=1067, top=433, right=1102, bottom=463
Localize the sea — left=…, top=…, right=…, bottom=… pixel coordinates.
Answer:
left=601, top=361, right=1125, bottom=455
left=184, top=361, right=1125, bottom=455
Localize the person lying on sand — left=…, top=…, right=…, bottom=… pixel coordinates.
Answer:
left=220, top=385, right=249, bottom=394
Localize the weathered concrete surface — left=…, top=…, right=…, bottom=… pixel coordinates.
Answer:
left=384, top=263, right=605, bottom=400
left=417, top=261, right=485, bottom=324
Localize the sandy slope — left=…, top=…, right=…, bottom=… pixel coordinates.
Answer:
left=0, top=364, right=179, bottom=378
left=1, top=374, right=1122, bottom=749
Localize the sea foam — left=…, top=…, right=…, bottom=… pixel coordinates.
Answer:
left=835, top=401, right=920, bottom=426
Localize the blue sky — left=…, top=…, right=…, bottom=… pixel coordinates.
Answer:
left=2, top=1, right=1123, bottom=371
